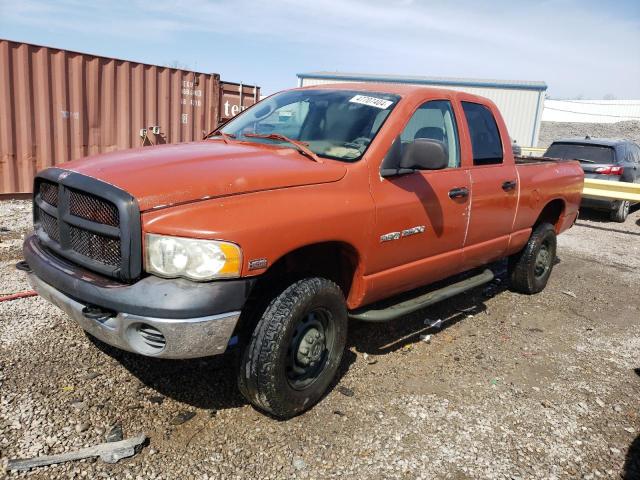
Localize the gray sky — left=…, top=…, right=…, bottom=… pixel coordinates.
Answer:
left=1, top=0, right=639, bottom=97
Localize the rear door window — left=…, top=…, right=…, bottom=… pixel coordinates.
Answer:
left=461, top=102, right=503, bottom=165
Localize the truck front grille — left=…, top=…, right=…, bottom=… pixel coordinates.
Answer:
left=33, top=169, right=141, bottom=281
left=68, top=225, right=122, bottom=267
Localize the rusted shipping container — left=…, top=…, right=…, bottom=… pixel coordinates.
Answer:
left=219, top=81, right=261, bottom=123
left=0, top=39, right=260, bottom=194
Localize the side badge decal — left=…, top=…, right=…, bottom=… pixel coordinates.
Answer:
left=380, top=225, right=425, bottom=243
left=248, top=258, right=268, bottom=270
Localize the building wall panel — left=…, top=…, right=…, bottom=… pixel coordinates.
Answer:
left=300, top=76, right=544, bottom=148
left=0, top=39, right=260, bottom=194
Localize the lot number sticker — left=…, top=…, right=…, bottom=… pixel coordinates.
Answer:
left=349, top=95, right=393, bottom=109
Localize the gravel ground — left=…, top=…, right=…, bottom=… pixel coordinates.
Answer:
left=1, top=201, right=639, bottom=480
left=538, top=121, right=640, bottom=148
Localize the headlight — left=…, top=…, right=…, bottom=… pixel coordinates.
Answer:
left=145, top=234, right=242, bottom=281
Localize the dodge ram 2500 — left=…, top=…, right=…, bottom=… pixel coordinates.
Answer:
left=19, top=84, right=584, bottom=418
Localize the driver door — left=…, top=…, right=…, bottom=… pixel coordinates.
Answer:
left=365, top=99, right=471, bottom=302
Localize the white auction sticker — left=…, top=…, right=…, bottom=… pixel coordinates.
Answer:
left=349, top=95, right=393, bottom=109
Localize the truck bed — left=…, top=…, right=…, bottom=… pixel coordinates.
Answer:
left=514, top=155, right=573, bottom=165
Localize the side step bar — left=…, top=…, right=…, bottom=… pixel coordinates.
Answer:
left=348, top=269, right=494, bottom=322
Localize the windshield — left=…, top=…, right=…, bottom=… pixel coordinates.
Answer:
left=544, top=143, right=615, bottom=163
left=215, top=89, right=401, bottom=161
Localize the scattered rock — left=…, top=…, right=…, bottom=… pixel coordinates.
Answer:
left=337, top=386, right=354, bottom=397
left=577, top=402, right=589, bottom=413
left=106, top=423, right=124, bottom=443
left=419, top=334, right=432, bottom=344
left=70, top=400, right=87, bottom=411
left=595, top=398, right=605, bottom=408
left=75, top=421, right=90, bottom=433
left=292, top=457, right=307, bottom=470
left=148, top=395, right=165, bottom=405
left=170, top=411, right=196, bottom=426
left=363, top=353, right=377, bottom=364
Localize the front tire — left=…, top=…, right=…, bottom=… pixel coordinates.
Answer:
left=237, top=277, right=348, bottom=418
left=509, top=223, right=557, bottom=294
left=610, top=200, right=630, bottom=223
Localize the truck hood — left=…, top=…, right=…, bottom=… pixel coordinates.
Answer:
left=64, top=141, right=347, bottom=211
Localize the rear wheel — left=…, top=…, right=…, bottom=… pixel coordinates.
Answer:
left=610, top=200, right=630, bottom=223
left=509, top=223, right=557, bottom=294
left=237, top=277, right=347, bottom=418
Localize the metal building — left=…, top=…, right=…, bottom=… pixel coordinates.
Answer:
left=0, top=39, right=260, bottom=195
left=297, top=72, right=547, bottom=148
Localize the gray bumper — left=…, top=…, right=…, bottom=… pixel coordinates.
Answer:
left=28, top=273, right=241, bottom=359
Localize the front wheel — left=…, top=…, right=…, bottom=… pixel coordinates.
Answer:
left=509, top=223, right=557, bottom=294
left=237, top=277, right=348, bottom=418
left=610, top=200, right=630, bottom=223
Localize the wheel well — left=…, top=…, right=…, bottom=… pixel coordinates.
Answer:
left=264, top=242, right=359, bottom=296
left=535, top=199, right=565, bottom=231
left=235, top=242, right=359, bottom=337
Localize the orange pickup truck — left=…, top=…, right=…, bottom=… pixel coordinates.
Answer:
left=20, top=83, right=583, bottom=418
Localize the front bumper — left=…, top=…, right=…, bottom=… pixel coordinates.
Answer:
left=22, top=235, right=255, bottom=359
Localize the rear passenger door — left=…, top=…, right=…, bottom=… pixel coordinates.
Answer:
left=460, top=101, right=518, bottom=267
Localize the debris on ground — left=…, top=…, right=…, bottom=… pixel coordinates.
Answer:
left=362, top=353, right=377, bottom=364
left=562, top=290, right=577, bottom=298
left=6, top=434, right=146, bottom=472
left=106, top=423, right=124, bottom=443
left=1, top=193, right=639, bottom=478
left=170, top=411, right=196, bottom=426
left=337, top=386, right=354, bottom=397
left=425, top=318, right=442, bottom=329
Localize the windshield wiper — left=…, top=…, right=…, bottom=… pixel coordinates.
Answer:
left=208, top=131, right=236, bottom=144
left=244, top=133, right=323, bottom=163
left=572, top=157, right=596, bottom=163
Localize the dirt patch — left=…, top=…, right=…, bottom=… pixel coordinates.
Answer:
left=539, top=120, right=640, bottom=148
left=1, top=201, right=639, bottom=479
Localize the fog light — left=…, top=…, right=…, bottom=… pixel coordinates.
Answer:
left=127, top=323, right=166, bottom=355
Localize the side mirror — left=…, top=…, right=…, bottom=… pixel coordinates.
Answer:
left=400, top=139, right=448, bottom=171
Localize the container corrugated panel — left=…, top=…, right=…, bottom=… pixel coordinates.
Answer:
left=219, top=81, right=261, bottom=123
left=0, top=39, right=260, bottom=195
left=299, top=74, right=546, bottom=148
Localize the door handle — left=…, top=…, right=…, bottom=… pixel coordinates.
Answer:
left=448, top=187, right=469, bottom=199
left=502, top=180, right=517, bottom=191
